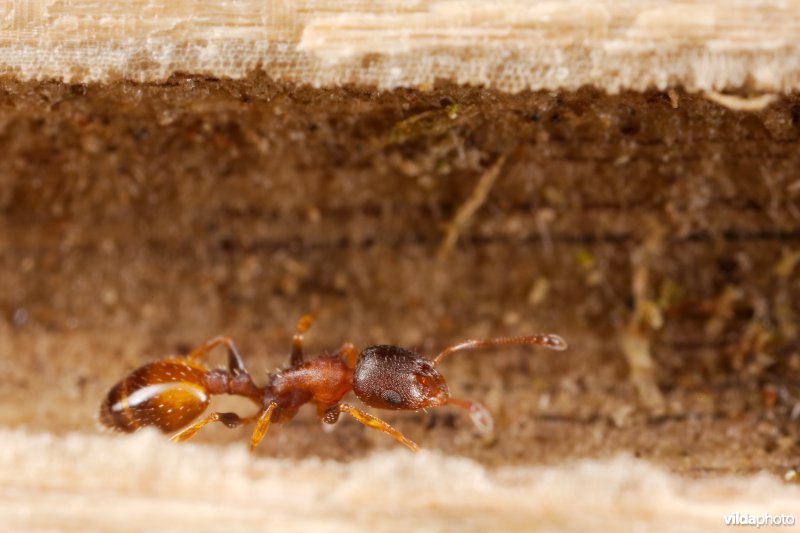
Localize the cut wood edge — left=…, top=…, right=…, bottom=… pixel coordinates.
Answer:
left=1, top=1, right=799, bottom=92
left=0, top=428, right=797, bottom=531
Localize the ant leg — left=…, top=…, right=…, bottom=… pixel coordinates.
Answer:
left=186, top=336, right=249, bottom=376
left=290, top=314, right=315, bottom=366
left=334, top=342, right=358, bottom=368
left=447, top=398, right=494, bottom=434
left=249, top=401, right=279, bottom=451
left=324, top=403, right=420, bottom=452
left=170, top=411, right=257, bottom=443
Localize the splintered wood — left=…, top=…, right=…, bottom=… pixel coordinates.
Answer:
left=1, top=430, right=798, bottom=531
left=0, top=1, right=799, bottom=92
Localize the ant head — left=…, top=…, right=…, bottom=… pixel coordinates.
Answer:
left=353, top=345, right=449, bottom=410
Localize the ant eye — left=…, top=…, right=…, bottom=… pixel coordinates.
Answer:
left=381, top=389, right=403, bottom=406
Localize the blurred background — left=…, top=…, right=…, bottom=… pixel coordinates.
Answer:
left=1, top=80, right=799, bottom=473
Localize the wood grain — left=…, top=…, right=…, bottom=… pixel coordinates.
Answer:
left=0, top=1, right=799, bottom=91
left=2, top=429, right=798, bottom=531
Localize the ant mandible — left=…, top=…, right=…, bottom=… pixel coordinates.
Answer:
left=100, top=315, right=567, bottom=452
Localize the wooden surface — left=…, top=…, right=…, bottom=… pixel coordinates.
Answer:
left=2, top=429, right=798, bottom=532
left=2, top=3, right=800, bottom=530
left=0, top=1, right=798, bottom=91
left=2, top=82, right=800, bottom=530
left=1, top=80, right=799, bottom=473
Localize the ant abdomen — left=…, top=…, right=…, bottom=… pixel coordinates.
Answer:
left=353, top=345, right=450, bottom=411
left=99, top=358, right=211, bottom=433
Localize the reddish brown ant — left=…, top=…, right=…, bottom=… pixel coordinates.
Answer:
left=100, top=315, right=567, bottom=451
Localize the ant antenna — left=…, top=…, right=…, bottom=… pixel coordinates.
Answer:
left=432, top=334, right=567, bottom=367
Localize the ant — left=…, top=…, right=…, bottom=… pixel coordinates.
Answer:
left=100, top=315, right=567, bottom=452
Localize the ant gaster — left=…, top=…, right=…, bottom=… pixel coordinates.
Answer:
left=100, top=315, right=567, bottom=451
